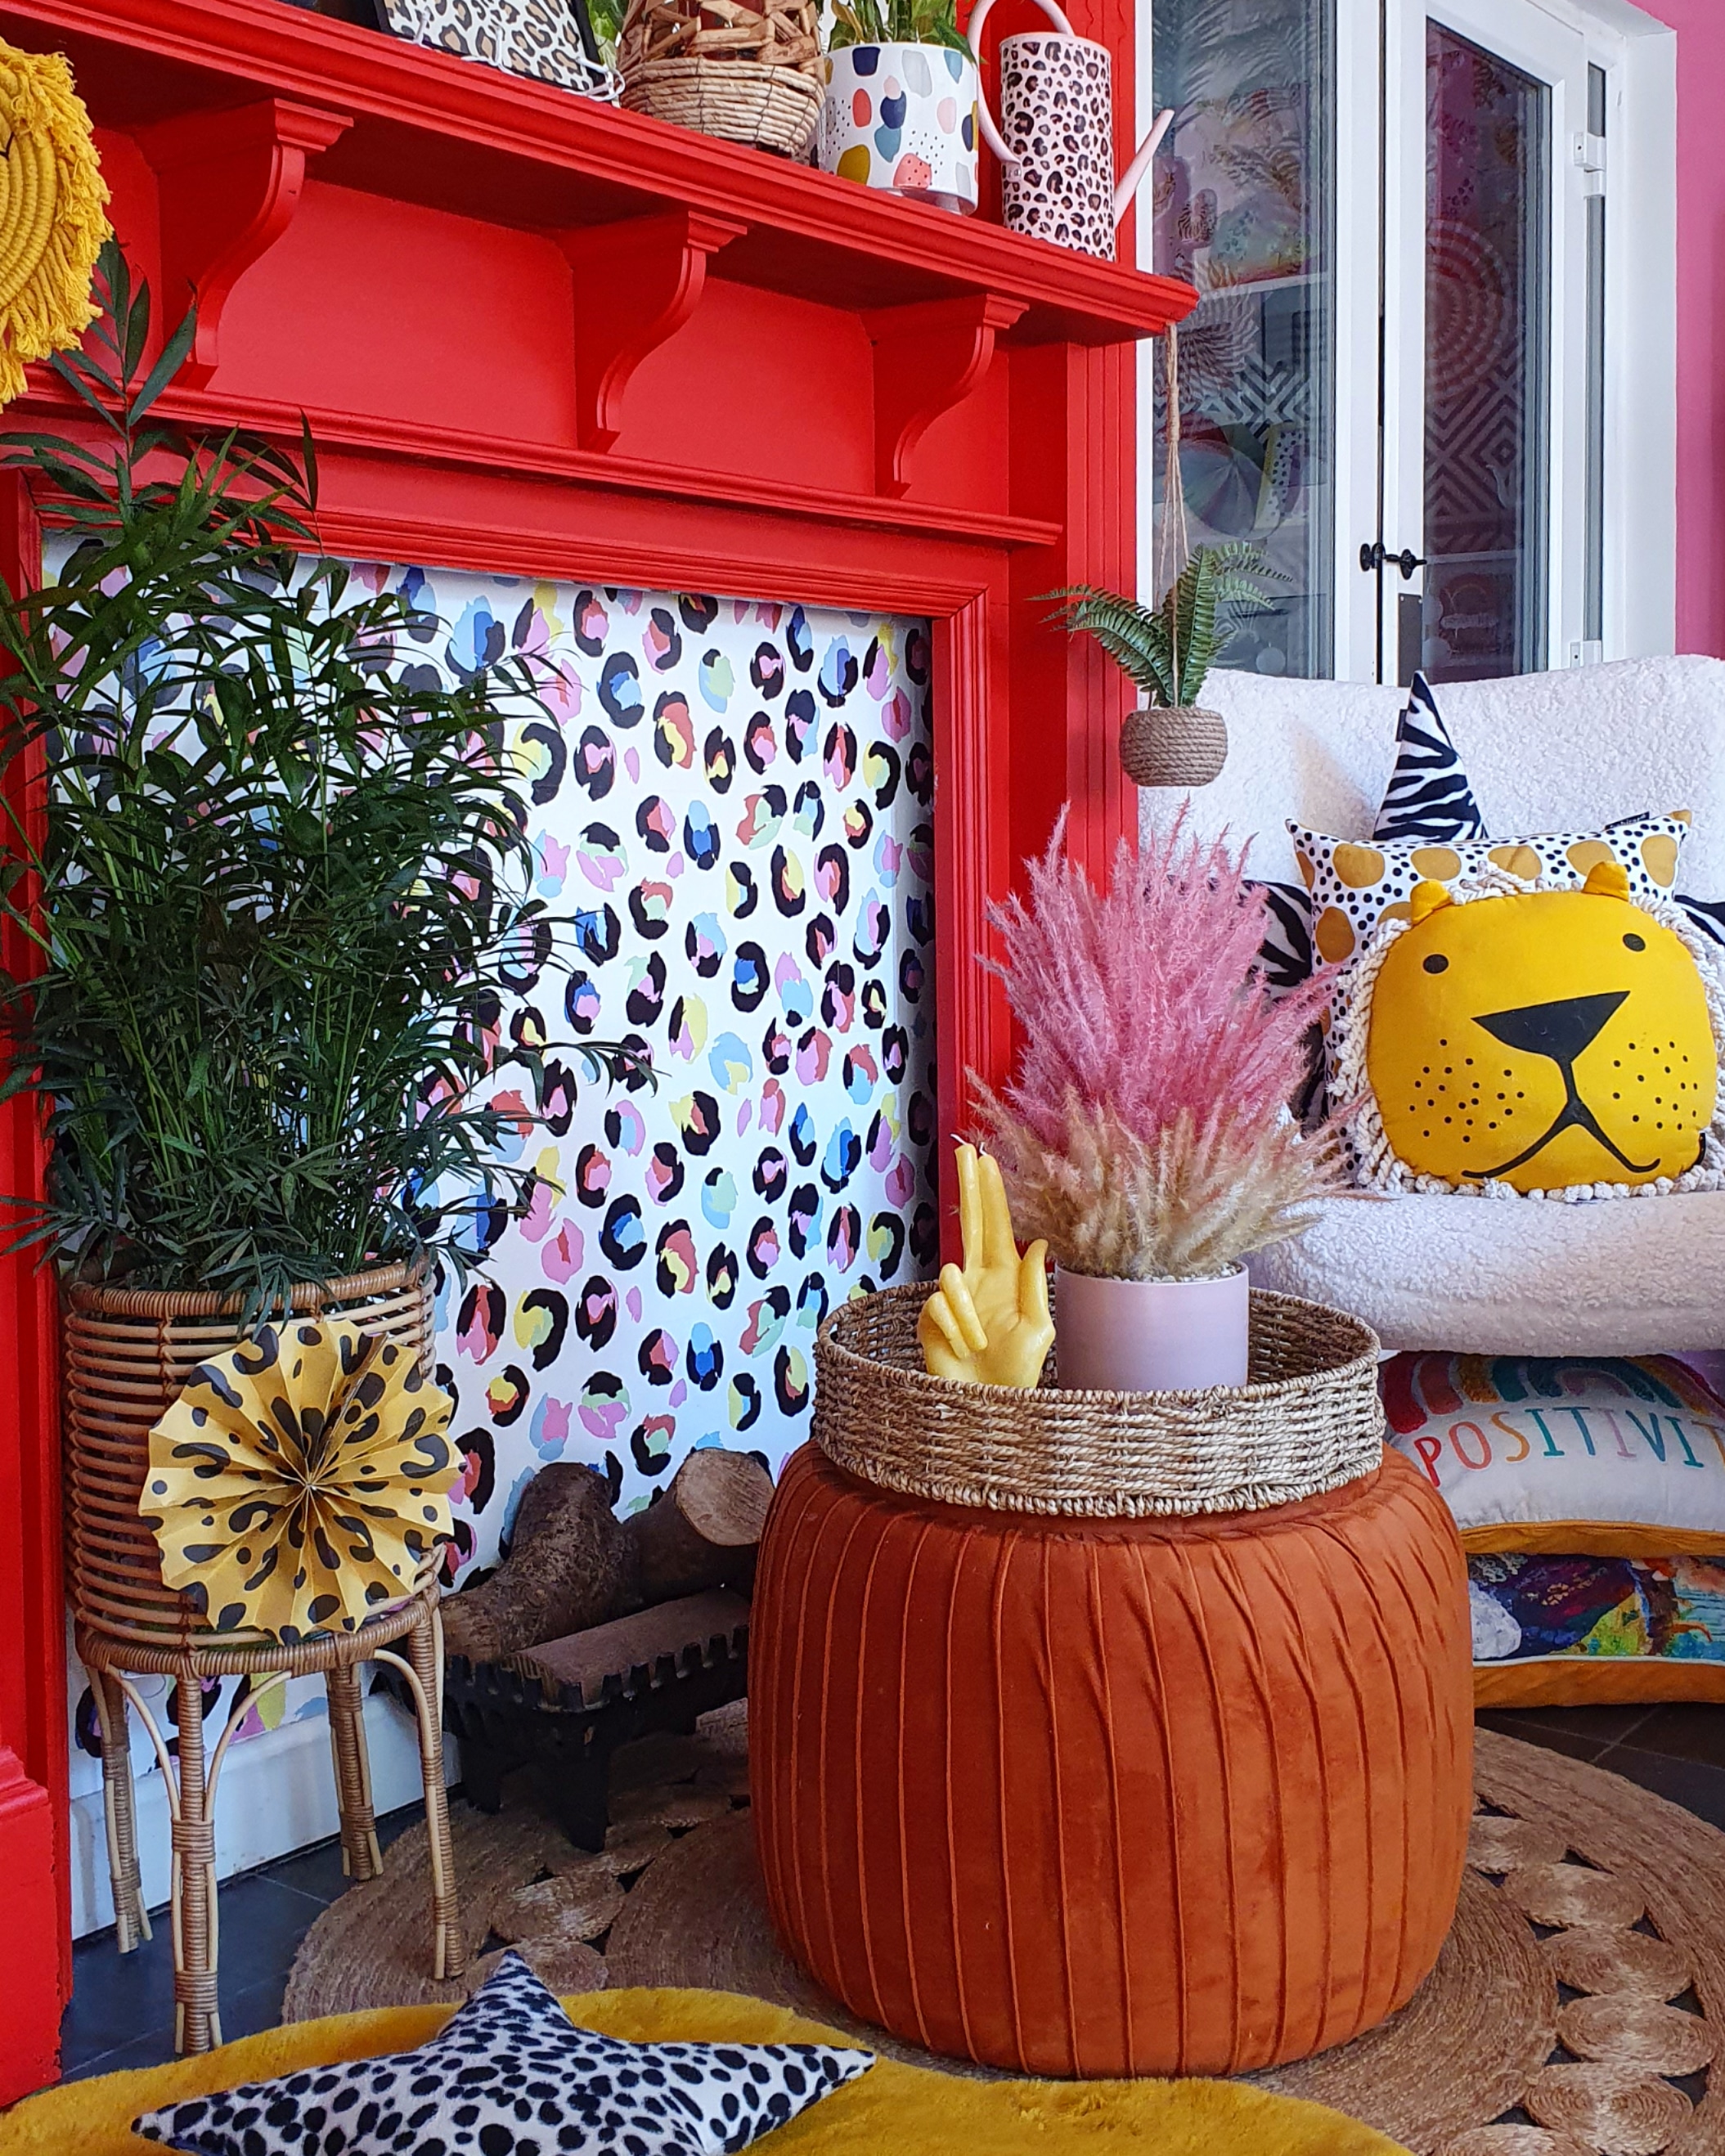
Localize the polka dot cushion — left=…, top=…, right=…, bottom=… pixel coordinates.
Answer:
left=133, top=1952, right=874, bottom=2156
left=1288, top=808, right=1692, bottom=978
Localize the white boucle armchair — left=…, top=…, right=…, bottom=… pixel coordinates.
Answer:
left=1141, top=657, right=1725, bottom=1356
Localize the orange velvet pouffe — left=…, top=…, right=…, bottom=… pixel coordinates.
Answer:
left=751, top=1442, right=1473, bottom=2079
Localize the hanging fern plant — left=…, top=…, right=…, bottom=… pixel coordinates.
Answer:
left=1044, top=542, right=1284, bottom=711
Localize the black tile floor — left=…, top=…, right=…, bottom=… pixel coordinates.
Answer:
left=61, top=1803, right=423, bottom=2083
left=1476, top=1699, right=1725, bottom=1830
left=59, top=1702, right=1725, bottom=2084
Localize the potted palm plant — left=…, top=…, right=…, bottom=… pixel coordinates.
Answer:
left=0, top=245, right=637, bottom=1628
left=973, top=809, right=1336, bottom=1391
left=1049, top=541, right=1281, bottom=788
left=820, top=0, right=979, bottom=212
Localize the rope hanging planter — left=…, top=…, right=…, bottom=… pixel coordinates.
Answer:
left=1124, top=321, right=1230, bottom=789
left=0, top=38, right=109, bottom=405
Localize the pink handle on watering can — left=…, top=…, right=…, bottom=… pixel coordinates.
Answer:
left=968, top=0, right=1172, bottom=230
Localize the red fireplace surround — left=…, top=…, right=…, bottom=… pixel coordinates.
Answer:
left=0, top=0, right=1193, bottom=2095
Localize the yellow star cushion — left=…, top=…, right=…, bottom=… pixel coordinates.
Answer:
left=1334, top=862, right=1725, bottom=1197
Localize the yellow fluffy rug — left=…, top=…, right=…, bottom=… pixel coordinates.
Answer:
left=2, top=1988, right=1405, bottom=2153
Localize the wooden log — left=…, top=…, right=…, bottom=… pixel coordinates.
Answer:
left=440, top=1463, right=642, bottom=1666
left=514, top=1587, right=750, bottom=1705
left=622, top=1449, right=774, bottom=1604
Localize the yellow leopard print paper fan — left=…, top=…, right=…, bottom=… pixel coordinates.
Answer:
left=142, top=1319, right=459, bottom=1643
left=0, top=40, right=109, bottom=406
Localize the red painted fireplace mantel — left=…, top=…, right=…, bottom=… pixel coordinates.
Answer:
left=0, top=0, right=1193, bottom=2097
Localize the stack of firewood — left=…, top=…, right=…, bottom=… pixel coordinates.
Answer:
left=618, top=0, right=823, bottom=81
left=440, top=1449, right=774, bottom=1669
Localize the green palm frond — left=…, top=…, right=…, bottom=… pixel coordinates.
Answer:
left=1044, top=542, right=1286, bottom=708
left=829, top=0, right=973, bottom=57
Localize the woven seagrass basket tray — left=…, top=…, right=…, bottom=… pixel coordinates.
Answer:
left=813, top=1281, right=1385, bottom=1517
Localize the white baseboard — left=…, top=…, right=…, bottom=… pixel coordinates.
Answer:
left=70, top=1690, right=454, bottom=1938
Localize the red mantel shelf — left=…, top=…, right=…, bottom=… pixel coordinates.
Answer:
left=0, top=0, right=1195, bottom=353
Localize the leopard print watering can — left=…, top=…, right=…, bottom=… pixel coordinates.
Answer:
left=970, top=0, right=1170, bottom=261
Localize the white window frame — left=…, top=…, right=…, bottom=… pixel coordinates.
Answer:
left=1139, top=0, right=1677, bottom=680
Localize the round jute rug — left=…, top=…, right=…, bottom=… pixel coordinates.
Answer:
left=284, top=1718, right=1725, bottom=2156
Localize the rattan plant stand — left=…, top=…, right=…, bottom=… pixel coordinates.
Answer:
left=63, top=1261, right=464, bottom=2055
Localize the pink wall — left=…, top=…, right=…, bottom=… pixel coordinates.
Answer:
left=1642, top=2, right=1725, bottom=655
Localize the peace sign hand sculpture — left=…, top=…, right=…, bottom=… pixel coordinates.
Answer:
left=917, top=1143, right=1054, bottom=1390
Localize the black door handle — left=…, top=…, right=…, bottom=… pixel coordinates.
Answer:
left=1359, top=541, right=1426, bottom=581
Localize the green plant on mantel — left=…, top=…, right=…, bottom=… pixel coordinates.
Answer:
left=0, top=240, right=641, bottom=1318
left=1046, top=543, right=1283, bottom=710
left=829, top=0, right=973, bottom=56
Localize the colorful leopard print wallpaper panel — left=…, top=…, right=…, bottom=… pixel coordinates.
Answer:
left=385, top=568, right=941, bottom=1578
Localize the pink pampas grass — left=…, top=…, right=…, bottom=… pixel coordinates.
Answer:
left=973, top=809, right=1339, bottom=1280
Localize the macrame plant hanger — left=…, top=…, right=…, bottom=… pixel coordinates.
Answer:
left=1121, top=321, right=1231, bottom=789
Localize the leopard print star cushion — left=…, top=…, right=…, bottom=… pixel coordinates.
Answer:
left=133, top=1952, right=874, bottom=2156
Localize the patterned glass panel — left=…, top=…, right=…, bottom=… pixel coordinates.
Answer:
left=1151, top=0, right=1335, bottom=680
left=1421, top=24, right=1550, bottom=681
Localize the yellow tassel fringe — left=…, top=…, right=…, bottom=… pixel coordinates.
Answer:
left=0, top=40, right=110, bottom=406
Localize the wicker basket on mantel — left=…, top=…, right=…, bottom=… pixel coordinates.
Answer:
left=813, top=1281, right=1385, bottom=1518
left=619, top=0, right=824, bottom=158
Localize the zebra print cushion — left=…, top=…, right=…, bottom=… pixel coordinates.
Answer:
left=1251, top=672, right=1480, bottom=996
left=1251, top=878, right=1314, bottom=995
left=1678, top=892, right=1725, bottom=949
left=1372, top=673, right=1487, bottom=843
left=1371, top=670, right=1725, bottom=952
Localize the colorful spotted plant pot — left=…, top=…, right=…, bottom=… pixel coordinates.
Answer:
left=819, top=43, right=980, bottom=214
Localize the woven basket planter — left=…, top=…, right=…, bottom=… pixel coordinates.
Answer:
left=812, top=1281, right=1385, bottom=1516
left=64, top=1260, right=433, bottom=1663
left=64, top=1257, right=464, bottom=2055
left=620, top=0, right=824, bottom=155
left=1121, top=703, right=1228, bottom=788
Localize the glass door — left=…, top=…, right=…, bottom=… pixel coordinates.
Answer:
left=1148, top=0, right=1336, bottom=682
left=1372, top=0, right=1591, bottom=684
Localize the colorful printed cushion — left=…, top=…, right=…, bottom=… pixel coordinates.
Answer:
left=1328, top=861, right=1725, bottom=1197
left=1468, top=1552, right=1725, bottom=1666
left=1288, top=807, right=1692, bottom=976
left=1386, top=1350, right=1725, bottom=1552
left=1372, top=673, right=1486, bottom=844
left=133, top=1952, right=874, bottom=2156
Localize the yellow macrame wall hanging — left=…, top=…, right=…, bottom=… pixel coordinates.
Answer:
left=0, top=39, right=109, bottom=406
left=142, top=1318, right=460, bottom=1645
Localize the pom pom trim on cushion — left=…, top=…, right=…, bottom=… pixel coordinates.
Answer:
left=1329, top=869, right=1725, bottom=1202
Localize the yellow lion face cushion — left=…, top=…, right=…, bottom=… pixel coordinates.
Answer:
left=1332, top=861, right=1725, bottom=1197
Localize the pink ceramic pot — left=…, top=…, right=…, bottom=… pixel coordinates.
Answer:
left=1053, top=1265, right=1251, bottom=1392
